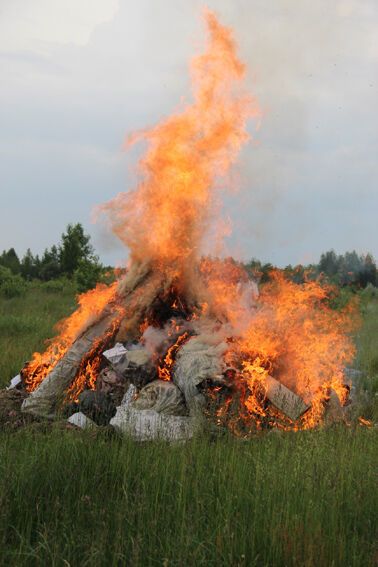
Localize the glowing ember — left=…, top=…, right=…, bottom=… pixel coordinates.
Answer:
left=358, top=417, right=373, bottom=427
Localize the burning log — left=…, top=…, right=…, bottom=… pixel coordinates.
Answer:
left=22, top=309, right=122, bottom=418
left=115, top=266, right=192, bottom=343
left=20, top=260, right=177, bottom=417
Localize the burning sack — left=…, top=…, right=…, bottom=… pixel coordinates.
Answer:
left=173, top=336, right=228, bottom=416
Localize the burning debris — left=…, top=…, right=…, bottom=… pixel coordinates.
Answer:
left=8, top=11, right=360, bottom=439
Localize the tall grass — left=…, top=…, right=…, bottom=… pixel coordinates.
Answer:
left=0, top=427, right=376, bottom=566
left=0, top=283, right=76, bottom=388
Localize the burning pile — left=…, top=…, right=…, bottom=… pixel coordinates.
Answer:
left=17, top=11, right=358, bottom=439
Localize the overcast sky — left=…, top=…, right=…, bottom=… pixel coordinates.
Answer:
left=1, top=0, right=377, bottom=267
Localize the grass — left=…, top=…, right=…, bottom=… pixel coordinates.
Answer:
left=0, top=285, right=377, bottom=566
left=0, top=427, right=376, bottom=566
left=0, top=282, right=77, bottom=388
left=356, top=293, right=378, bottom=415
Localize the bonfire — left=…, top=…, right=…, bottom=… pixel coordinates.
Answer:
left=16, top=11, right=357, bottom=440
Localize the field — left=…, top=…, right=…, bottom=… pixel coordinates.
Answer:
left=0, top=285, right=377, bottom=566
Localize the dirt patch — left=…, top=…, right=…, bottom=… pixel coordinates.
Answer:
left=0, top=389, right=35, bottom=431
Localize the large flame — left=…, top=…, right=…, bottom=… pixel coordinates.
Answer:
left=223, top=271, right=359, bottom=429
left=99, top=9, right=260, bottom=275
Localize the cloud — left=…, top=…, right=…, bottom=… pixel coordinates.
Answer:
left=0, top=0, right=119, bottom=51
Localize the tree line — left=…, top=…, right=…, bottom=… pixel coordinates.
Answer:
left=1, top=223, right=376, bottom=294
left=246, top=250, right=377, bottom=288
left=0, top=223, right=110, bottom=293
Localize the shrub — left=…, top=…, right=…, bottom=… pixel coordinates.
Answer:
left=41, top=278, right=68, bottom=293
left=0, top=266, right=26, bottom=298
left=360, top=283, right=377, bottom=300
left=74, top=260, right=103, bottom=293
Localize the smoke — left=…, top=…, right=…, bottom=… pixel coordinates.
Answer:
left=142, top=318, right=194, bottom=357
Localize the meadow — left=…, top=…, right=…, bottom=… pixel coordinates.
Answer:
left=0, top=284, right=376, bottom=566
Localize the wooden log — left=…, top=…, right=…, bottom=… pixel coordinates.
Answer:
left=116, top=260, right=152, bottom=297
left=115, top=269, right=180, bottom=342
left=21, top=310, right=121, bottom=418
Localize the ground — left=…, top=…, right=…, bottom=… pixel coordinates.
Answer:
left=0, top=283, right=376, bottom=566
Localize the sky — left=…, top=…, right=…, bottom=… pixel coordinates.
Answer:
left=1, top=0, right=377, bottom=267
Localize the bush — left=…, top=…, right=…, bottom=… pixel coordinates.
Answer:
left=40, top=278, right=69, bottom=293
left=360, top=283, right=377, bottom=301
left=74, top=260, right=103, bottom=293
left=0, top=266, right=26, bottom=298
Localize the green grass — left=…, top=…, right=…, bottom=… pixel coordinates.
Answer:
left=0, top=287, right=377, bottom=566
left=0, top=428, right=376, bottom=567
left=357, top=296, right=378, bottom=376
left=0, top=283, right=77, bottom=388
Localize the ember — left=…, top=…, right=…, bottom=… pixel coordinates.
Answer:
left=19, top=10, right=359, bottom=437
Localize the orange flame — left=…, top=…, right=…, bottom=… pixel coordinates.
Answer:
left=358, top=417, right=373, bottom=427
left=23, top=282, right=120, bottom=392
left=65, top=307, right=126, bottom=402
left=158, top=331, right=190, bottom=381
left=214, top=270, right=359, bottom=429
left=99, top=9, right=260, bottom=276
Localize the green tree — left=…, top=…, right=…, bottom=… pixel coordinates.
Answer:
left=20, top=248, right=35, bottom=280
left=359, top=253, right=377, bottom=287
left=245, top=258, right=273, bottom=283
left=39, top=245, right=61, bottom=281
left=318, top=250, right=340, bottom=279
left=0, top=248, right=21, bottom=274
left=74, top=259, right=104, bottom=292
left=59, top=223, right=95, bottom=277
left=338, top=251, right=363, bottom=286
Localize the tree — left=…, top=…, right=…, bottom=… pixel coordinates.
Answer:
left=39, top=245, right=61, bottom=281
left=318, top=250, right=340, bottom=279
left=0, top=248, right=21, bottom=274
left=244, top=258, right=273, bottom=283
left=75, top=259, right=104, bottom=292
left=358, top=253, right=377, bottom=288
left=20, top=248, right=35, bottom=280
left=59, top=223, right=96, bottom=276
left=338, top=251, right=363, bottom=286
